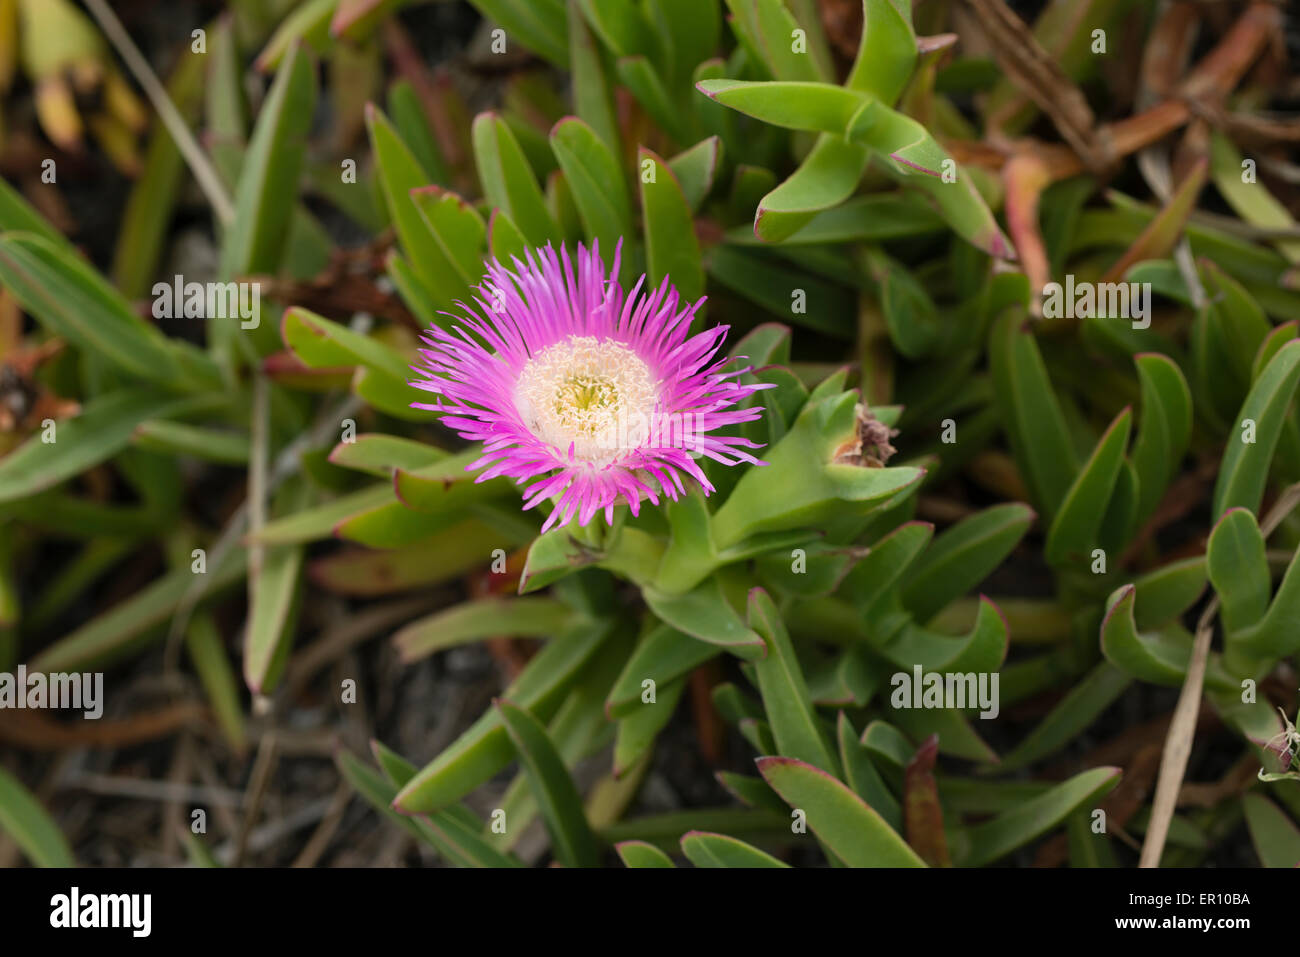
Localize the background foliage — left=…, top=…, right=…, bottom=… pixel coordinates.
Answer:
left=0, top=0, right=1298, bottom=868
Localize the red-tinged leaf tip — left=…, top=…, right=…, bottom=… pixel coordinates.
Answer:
left=754, top=755, right=797, bottom=772
left=277, top=308, right=297, bottom=349
left=1100, top=583, right=1137, bottom=631
left=680, top=830, right=721, bottom=843
left=326, top=438, right=356, bottom=465
left=1209, top=505, right=1254, bottom=535
left=989, top=230, right=1015, bottom=260
left=912, top=733, right=940, bottom=763
left=389, top=795, right=420, bottom=816
left=694, top=81, right=719, bottom=100
left=916, top=33, right=958, bottom=53
left=549, top=115, right=583, bottom=137
left=979, top=594, right=1011, bottom=643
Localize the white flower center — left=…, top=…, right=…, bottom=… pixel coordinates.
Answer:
left=514, top=336, right=658, bottom=466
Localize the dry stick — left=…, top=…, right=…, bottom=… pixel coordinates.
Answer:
left=961, top=0, right=1106, bottom=170
left=161, top=734, right=194, bottom=860
left=231, top=732, right=278, bottom=868
left=1140, top=481, right=1300, bottom=867
left=190, top=746, right=242, bottom=837
left=282, top=595, right=438, bottom=699
left=0, top=702, right=205, bottom=750
left=1139, top=598, right=1217, bottom=867
left=214, top=796, right=332, bottom=866
left=948, top=1, right=1279, bottom=181
left=66, top=771, right=245, bottom=808
left=291, top=782, right=353, bottom=868
left=80, top=0, right=234, bottom=225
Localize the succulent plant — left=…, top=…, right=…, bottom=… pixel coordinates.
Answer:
left=0, top=0, right=1299, bottom=872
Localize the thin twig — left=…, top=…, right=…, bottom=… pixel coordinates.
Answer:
left=231, top=732, right=278, bottom=867
left=80, top=0, right=235, bottom=224
left=214, top=797, right=333, bottom=866
left=291, top=783, right=353, bottom=868
left=65, top=771, right=245, bottom=809
left=283, top=595, right=439, bottom=700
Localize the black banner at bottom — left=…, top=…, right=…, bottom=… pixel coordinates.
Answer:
left=0, top=865, right=1288, bottom=943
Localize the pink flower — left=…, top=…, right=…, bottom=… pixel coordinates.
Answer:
left=410, top=241, right=769, bottom=532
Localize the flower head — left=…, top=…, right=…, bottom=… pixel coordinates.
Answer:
left=410, top=241, right=769, bottom=532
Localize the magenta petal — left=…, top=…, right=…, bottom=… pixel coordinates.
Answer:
left=408, top=241, right=769, bottom=532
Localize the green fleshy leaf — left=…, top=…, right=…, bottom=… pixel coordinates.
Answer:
left=496, top=698, right=600, bottom=867
left=472, top=112, right=562, bottom=248
left=643, top=578, right=766, bottom=659
left=902, top=504, right=1033, bottom=622
left=613, top=676, right=685, bottom=776
left=337, top=750, right=523, bottom=867
left=1131, top=353, right=1192, bottom=524
left=953, top=767, right=1121, bottom=866
left=844, top=0, right=917, bottom=103
left=616, top=56, right=691, bottom=145
left=742, top=0, right=820, bottom=82
left=244, top=483, right=309, bottom=694
left=680, top=830, right=789, bottom=867
left=712, top=389, right=923, bottom=547
left=1207, top=508, right=1270, bottom=636
left=606, top=624, right=720, bottom=718
left=29, top=550, right=247, bottom=674
left=393, top=597, right=575, bottom=663
left=749, top=588, right=841, bottom=775
left=1100, top=585, right=1233, bottom=691
left=0, top=390, right=217, bottom=504
left=615, top=840, right=676, bottom=867
left=756, top=756, right=926, bottom=867
left=220, top=43, right=317, bottom=278
left=0, top=765, right=75, bottom=867
left=757, top=136, right=868, bottom=244
left=551, top=117, right=633, bottom=250
left=469, top=0, right=569, bottom=68
left=0, top=234, right=206, bottom=391
left=1131, top=557, right=1207, bottom=630
left=567, top=0, right=618, bottom=151
left=1213, top=339, right=1300, bottom=518
left=696, top=78, right=866, bottom=135
left=1044, top=408, right=1131, bottom=567
left=840, top=521, right=933, bottom=610
left=1235, top=538, right=1300, bottom=660
left=990, top=307, right=1079, bottom=521
left=1242, top=794, right=1300, bottom=868
left=639, top=147, right=703, bottom=303
left=394, top=619, right=615, bottom=813
left=836, top=712, right=902, bottom=832
left=409, top=185, right=488, bottom=306
left=1000, top=663, right=1130, bottom=771
left=668, top=137, right=724, bottom=212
